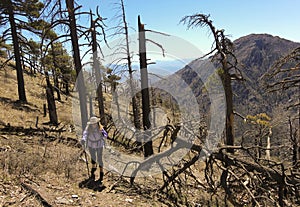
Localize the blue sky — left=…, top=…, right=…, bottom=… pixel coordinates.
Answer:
left=81, top=0, right=300, bottom=55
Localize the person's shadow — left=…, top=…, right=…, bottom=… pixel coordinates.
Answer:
left=78, top=178, right=106, bottom=192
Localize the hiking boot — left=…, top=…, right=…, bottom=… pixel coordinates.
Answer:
left=90, top=168, right=96, bottom=180
left=90, top=174, right=95, bottom=180
left=99, top=172, right=104, bottom=182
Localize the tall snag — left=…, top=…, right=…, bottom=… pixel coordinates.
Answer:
left=89, top=9, right=106, bottom=124
left=181, top=14, right=242, bottom=153
left=138, top=15, right=153, bottom=157
left=66, top=0, right=88, bottom=129
left=118, top=0, right=142, bottom=147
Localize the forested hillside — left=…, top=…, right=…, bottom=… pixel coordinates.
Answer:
left=232, top=34, right=300, bottom=113
left=176, top=33, right=300, bottom=112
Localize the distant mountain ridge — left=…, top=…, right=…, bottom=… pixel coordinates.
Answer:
left=171, top=33, right=300, bottom=116
left=234, top=33, right=300, bottom=80
left=233, top=34, right=300, bottom=114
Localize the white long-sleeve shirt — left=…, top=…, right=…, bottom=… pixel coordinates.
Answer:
left=82, top=127, right=108, bottom=148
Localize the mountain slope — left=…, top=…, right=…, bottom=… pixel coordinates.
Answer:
left=232, top=34, right=300, bottom=113
left=0, top=60, right=168, bottom=207
left=174, top=33, right=300, bottom=114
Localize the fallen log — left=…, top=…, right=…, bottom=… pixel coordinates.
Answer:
left=21, top=182, right=52, bottom=207
left=129, top=137, right=300, bottom=201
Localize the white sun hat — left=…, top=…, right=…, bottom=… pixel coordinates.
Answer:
left=87, top=116, right=100, bottom=125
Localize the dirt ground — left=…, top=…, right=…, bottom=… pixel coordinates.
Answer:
left=0, top=61, right=174, bottom=207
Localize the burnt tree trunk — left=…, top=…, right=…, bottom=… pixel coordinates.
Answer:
left=45, top=72, right=58, bottom=125
left=138, top=15, right=153, bottom=157
left=120, top=0, right=142, bottom=147
left=89, top=95, right=93, bottom=118
left=66, top=0, right=88, bottom=129
left=90, top=11, right=105, bottom=124
left=222, top=59, right=235, bottom=153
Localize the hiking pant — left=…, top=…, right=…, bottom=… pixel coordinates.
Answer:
left=88, top=147, right=103, bottom=168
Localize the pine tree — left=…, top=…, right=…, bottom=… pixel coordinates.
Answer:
left=0, top=38, right=11, bottom=58
left=42, top=42, right=74, bottom=96
left=0, top=0, right=44, bottom=103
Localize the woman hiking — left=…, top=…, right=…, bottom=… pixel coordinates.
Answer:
left=81, top=116, right=107, bottom=182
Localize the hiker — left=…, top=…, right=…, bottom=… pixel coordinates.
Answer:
left=81, top=116, right=108, bottom=182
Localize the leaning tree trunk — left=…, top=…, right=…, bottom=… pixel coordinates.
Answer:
left=7, top=0, right=27, bottom=103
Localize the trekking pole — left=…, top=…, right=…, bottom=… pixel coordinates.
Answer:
left=78, top=136, right=90, bottom=177
left=83, top=147, right=90, bottom=176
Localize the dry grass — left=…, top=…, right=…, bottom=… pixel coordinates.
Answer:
left=0, top=60, right=224, bottom=207
left=0, top=59, right=74, bottom=128
left=0, top=62, right=170, bottom=207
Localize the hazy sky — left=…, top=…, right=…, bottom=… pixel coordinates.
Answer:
left=81, top=0, right=300, bottom=55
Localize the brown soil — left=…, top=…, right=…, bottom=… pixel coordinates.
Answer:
left=0, top=62, right=170, bottom=207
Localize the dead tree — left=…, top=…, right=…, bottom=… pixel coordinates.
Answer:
left=120, top=0, right=142, bottom=145
left=181, top=14, right=243, bottom=153
left=138, top=15, right=153, bottom=157
left=266, top=47, right=300, bottom=164
left=66, top=0, right=88, bottom=129
left=88, top=8, right=106, bottom=124
left=45, top=71, right=58, bottom=125
left=41, top=0, right=90, bottom=129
